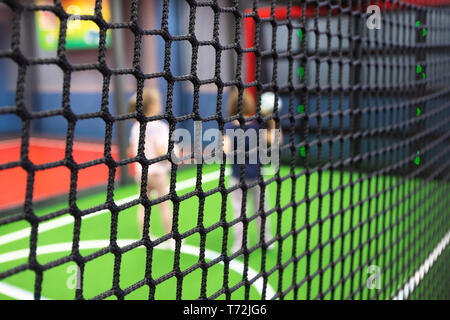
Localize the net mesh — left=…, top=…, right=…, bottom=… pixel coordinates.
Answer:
left=0, top=0, right=449, bottom=300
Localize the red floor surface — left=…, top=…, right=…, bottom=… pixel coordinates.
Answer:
left=0, top=138, right=120, bottom=211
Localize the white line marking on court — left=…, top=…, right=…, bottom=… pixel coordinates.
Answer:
left=181, top=243, right=276, bottom=299
left=392, top=230, right=450, bottom=300
left=0, top=281, right=50, bottom=300
left=0, top=169, right=230, bottom=246
left=0, top=239, right=275, bottom=300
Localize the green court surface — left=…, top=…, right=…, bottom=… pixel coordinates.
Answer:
left=0, top=165, right=448, bottom=300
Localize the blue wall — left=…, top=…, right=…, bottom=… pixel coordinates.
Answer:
left=0, top=0, right=231, bottom=141
left=0, top=0, right=433, bottom=167
left=0, top=23, right=20, bottom=135
left=0, top=0, right=398, bottom=139
left=33, top=92, right=134, bottom=140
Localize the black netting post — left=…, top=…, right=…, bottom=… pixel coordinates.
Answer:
left=22, top=8, right=37, bottom=135
left=349, top=7, right=363, bottom=171
left=111, top=0, right=131, bottom=185
left=413, top=7, right=426, bottom=176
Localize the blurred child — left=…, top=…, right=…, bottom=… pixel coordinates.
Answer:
left=223, top=88, right=279, bottom=254
left=128, top=88, right=174, bottom=248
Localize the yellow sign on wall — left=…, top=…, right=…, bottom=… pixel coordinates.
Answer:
left=35, top=0, right=111, bottom=51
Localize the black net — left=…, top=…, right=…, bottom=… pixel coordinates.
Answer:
left=0, top=0, right=449, bottom=300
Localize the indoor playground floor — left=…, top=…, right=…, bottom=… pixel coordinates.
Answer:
left=0, top=164, right=447, bottom=300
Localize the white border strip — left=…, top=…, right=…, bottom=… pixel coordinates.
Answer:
left=0, top=239, right=275, bottom=300
left=392, top=230, right=450, bottom=300
left=0, top=282, right=50, bottom=300
left=0, top=169, right=229, bottom=246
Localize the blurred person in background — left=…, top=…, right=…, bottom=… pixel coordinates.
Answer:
left=224, top=88, right=280, bottom=254
left=128, top=88, right=175, bottom=249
